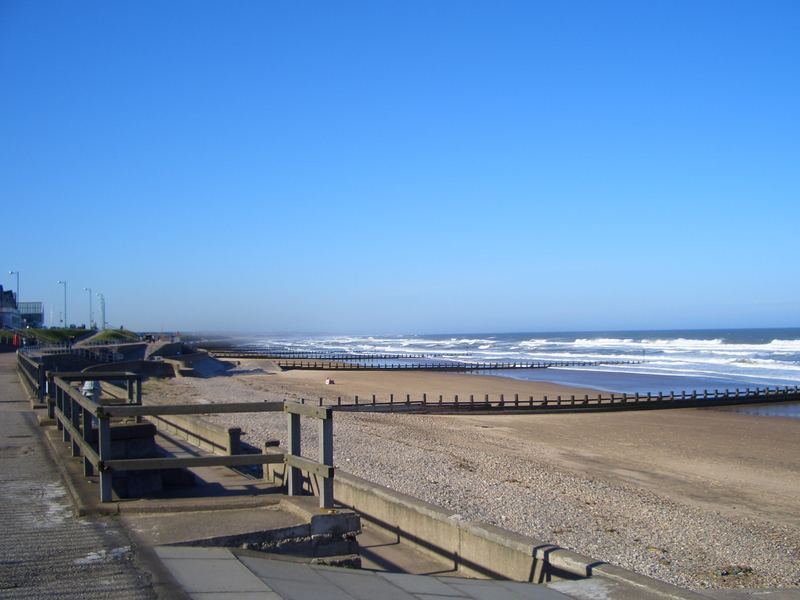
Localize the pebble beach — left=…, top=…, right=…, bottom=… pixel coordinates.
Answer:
left=143, top=362, right=800, bottom=591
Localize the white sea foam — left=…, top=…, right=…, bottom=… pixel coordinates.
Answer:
left=251, top=331, right=800, bottom=388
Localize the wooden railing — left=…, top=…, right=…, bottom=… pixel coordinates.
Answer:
left=16, top=351, right=46, bottom=404
left=46, top=374, right=334, bottom=507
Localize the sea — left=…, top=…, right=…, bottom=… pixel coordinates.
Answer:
left=245, top=328, right=800, bottom=399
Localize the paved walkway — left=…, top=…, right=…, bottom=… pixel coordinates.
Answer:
left=0, top=353, right=159, bottom=599
left=156, top=546, right=571, bottom=600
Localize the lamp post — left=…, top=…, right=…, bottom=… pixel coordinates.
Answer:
left=84, top=287, right=93, bottom=329
left=57, top=280, right=67, bottom=327
left=96, top=293, right=106, bottom=330
left=8, top=271, right=19, bottom=304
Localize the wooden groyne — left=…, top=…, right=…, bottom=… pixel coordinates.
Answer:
left=275, top=359, right=643, bottom=371
left=286, top=384, right=800, bottom=414
left=207, top=350, right=432, bottom=360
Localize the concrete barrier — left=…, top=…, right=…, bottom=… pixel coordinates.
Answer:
left=147, top=413, right=241, bottom=456
left=265, top=448, right=708, bottom=598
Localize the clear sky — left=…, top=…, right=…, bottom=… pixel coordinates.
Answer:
left=2, top=1, right=798, bottom=334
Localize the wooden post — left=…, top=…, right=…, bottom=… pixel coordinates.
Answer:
left=423, top=393, right=427, bottom=405
left=47, top=376, right=56, bottom=419
left=287, top=411, right=302, bottom=497
left=514, top=393, right=519, bottom=407
left=319, top=415, right=333, bottom=509
left=37, top=365, right=46, bottom=402
left=372, top=394, right=376, bottom=405
left=70, top=397, right=81, bottom=457
left=82, top=405, right=94, bottom=476
left=99, top=414, right=112, bottom=502
left=62, top=390, right=72, bottom=443
left=55, top=387, right=63, bottom=431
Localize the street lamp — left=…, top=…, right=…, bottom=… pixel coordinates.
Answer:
left=96, top=292, right=106, bottom=330
left=8, top=270, right=19, bottom=304
left=84, top=287, right=93, bottom=329
left=57, top=280, right=67, bottom=327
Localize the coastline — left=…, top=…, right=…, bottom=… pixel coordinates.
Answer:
left=143, top=365, right=800, bottom=590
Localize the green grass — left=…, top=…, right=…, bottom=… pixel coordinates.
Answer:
left=23, top=328, right=93, bottom=344
left=88, top=329, right=139, bottom=343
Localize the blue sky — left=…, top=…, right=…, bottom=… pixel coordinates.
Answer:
left=2, top=1, right=798, bottom=333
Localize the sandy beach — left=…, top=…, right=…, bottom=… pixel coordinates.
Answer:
left=143, top=362, right=800, bottom=590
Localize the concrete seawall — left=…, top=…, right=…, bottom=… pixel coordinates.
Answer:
left=265, top=448, right=707, bottom=598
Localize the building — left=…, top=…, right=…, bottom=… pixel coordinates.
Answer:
left=19, top=302, right=44, bottom=328
left=0, top=285, right=22, bottom=329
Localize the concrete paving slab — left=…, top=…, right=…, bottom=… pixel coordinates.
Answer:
left=263, top=577, right=356, bottom=600
left=704, top=592, right=800, bottom=599
left=380, top=572, right=466, bottom=596
left=446, top=580, right=524, bottom=599
left=414, top=594, right=470, bottom=600
left=161, top=553, right=272, bottom=594
left=315, top=568, right=418, bottom=599
left=448, top=579, right=571, bottom=600
left=238, top=555, right=329, bottom=583
left=190, top=593, right=283, bottom=600
left=498, top=581, right=575, bottom=599
left=547, top=576, right=677, bottom=600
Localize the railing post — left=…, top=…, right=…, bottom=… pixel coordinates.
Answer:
left=37, top=365, right=46, bottom=402
left=82, top=405, right=94, bottom=476
left=319, top=415, right=333, bottom=509
left=55, top=386, right=63, bottom=431
left=47, top=375, right=56, bottom=419
left=71, top=397, right=81, bottom=457
left=62, top=390, right=72, bottom=443
left=287, top=410, right=302, bottom=497
left=98, top=412, right=112, bottom=502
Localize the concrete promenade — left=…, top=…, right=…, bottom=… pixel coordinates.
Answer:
left=5, top=350, right=799, bottom=600
left=0, top=353, right=167, bottom=599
